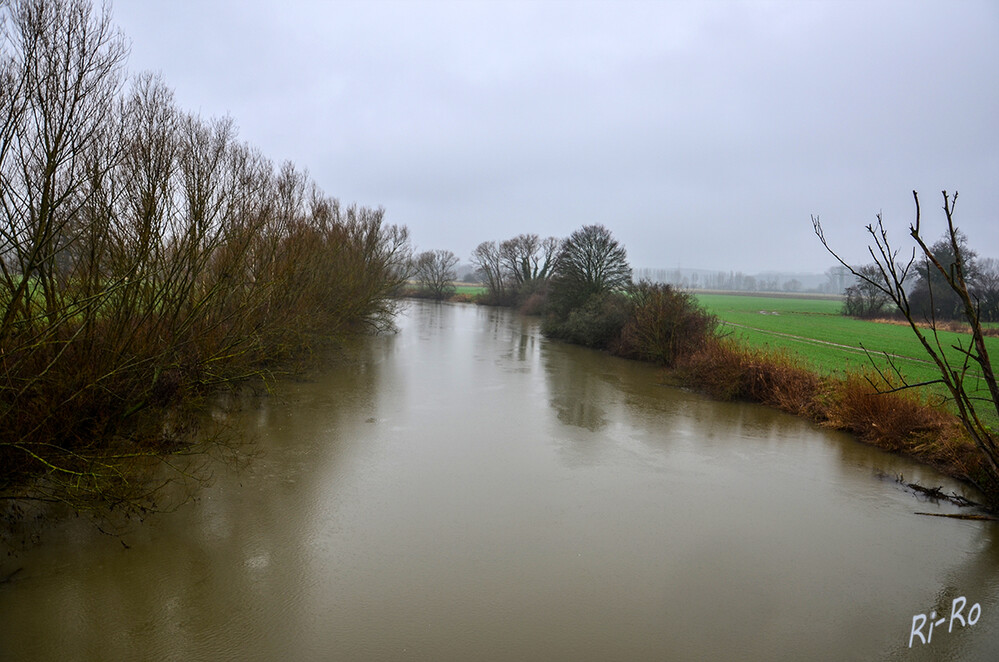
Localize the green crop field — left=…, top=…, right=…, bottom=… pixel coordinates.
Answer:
left=453, top=283, right=487, bottom=297
left=696, top=292, right=999, bottom=421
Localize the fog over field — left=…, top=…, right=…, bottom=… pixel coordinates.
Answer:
left=114, top=0, right=999, bottom=273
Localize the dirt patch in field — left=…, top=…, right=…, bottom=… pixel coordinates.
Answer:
left=868, top=317, right=999, bottom=337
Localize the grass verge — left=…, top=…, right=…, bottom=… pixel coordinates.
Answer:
left=696, top=293, right=999, bottom=427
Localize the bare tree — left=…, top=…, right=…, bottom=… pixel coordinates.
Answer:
left=972, top=257, right=999, bottom=323
left=549, top=224, right=631, bottom=314
left=0, top=0, right=128, bottom=334
left=813, top=191, right=999, bottom=503
left=499, top=233, right=560, bottom=289
left=413, top=249, right=458, bottom=300
left=0, top=0, right=415, bottom=526
left=842, top=264, right=891, bottom=318
left=471, top=240, right=507, bottom=303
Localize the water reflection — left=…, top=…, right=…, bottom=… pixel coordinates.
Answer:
left=0, top=301, right=996, bottom=661
left=540, top=343, right=613, bottom=432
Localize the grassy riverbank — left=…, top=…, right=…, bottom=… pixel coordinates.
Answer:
left=669, top=337, right=990, bottom=499
left=696, top=293, right=999, bottom=427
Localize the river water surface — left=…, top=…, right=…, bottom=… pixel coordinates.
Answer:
left=1, top=300, right=997, bottom=661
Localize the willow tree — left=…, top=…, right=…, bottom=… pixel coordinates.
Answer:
left=0, top=0, right=413, bottom=530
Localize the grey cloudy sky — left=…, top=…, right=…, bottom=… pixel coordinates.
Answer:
left=112, top=0, right=999, bottom=274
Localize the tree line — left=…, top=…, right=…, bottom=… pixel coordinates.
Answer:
left=411, top=225, right=718, bottom=367
left=0, top=0, right=410, bottom=523
left=633, top=267, right=845, bottom=294
left=843, top=230, right=999, bottom=322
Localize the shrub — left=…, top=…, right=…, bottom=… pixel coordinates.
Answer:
left=519, top=292, right=547, bottom=316
left=542, top=291, right=631, bottom=350
left=616, top=282, right=717, bottom=366
left=676, top=339, right=821, bottom=417
left=675, top=339, right=750, bottom=400
left=824, top=372, right=948, bottom=450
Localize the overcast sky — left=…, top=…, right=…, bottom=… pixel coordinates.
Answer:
left=112, top=0, right=999, bottom=274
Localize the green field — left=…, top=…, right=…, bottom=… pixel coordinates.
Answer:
left=696, top=292, right=999, bottom=420
left=452, top=285, right=997, bottom=402
left=453, top=283, right=487, bottom=297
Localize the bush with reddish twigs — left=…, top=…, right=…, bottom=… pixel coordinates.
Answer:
left=823, top=372, right=945, bottom=450
left=675, top=339, right=822, bottom=418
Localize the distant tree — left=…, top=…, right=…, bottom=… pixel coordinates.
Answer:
left=499, top=233, right=560, bottom=292
left=548, top=224, right=631, bottom=315
left=842, top=264, right=891, bottom=318
left=908, top=230, right=979, bottom=321
left=824, top=265, right=850, bottom=294
left=783, top=279, right=801, bottom=292
left=471, top=241, right=508, bottom=303
left=413, top=249, right=458, bottom=300
left=972, top=258, right=999, bottom=323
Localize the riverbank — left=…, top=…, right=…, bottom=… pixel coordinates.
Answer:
left=695, top=293, right=999, bottom=425
left=0, top=1, right=413, bottom=534
left=667, top=338, right=991, bottom=504
left=451, top=286, right=997, bottom=509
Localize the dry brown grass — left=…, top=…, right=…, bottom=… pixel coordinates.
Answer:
left=676, top=339, right=822, bottom=418
left=824, top=372, right=947, bottom=450
left=672, top=338, right=990, bottom=496
left=868, top=317, right=999, bottom=337
left=821, top=373, right=992, bottom=491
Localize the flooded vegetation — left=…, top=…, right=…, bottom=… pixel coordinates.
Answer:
left=2, top=301, right=996, bottom=660
left=0, top=0, right=409, bottom=518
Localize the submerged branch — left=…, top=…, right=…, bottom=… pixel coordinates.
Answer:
left=914, top=512, right=999, bottom=521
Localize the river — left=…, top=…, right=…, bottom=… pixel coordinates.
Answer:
left=1, top=300, right=997, bottom=661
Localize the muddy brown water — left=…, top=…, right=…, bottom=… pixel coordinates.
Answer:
left=1, top=300, right=997, bottom=661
